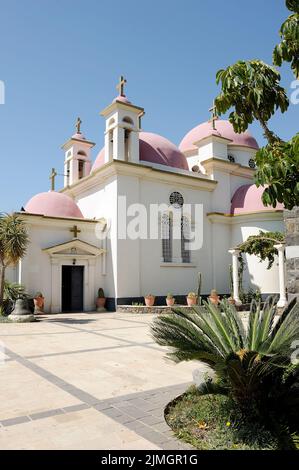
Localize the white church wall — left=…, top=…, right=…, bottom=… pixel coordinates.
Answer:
left=209, top=221, right=231, bottom=294
left=76, top=177, right=119, bottom=299
left=4, top=265, right=17, bottom=284
left=19, top=219, right=104, bottom=313
left=136, top=178, right=213, bottom=297
left=196, top=139, right=228, bottom=162
left=231, top=216, right=284, bottom=294
left=227, top=146, right=256, bottom=168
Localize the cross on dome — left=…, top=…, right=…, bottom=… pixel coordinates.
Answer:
left=75, top=117, right=82, bottom=134
left=49, top=168, right=57, bottom=191
left=116, top=75, right=127, bottom=97
left=209, top=100, right=219, bottom=130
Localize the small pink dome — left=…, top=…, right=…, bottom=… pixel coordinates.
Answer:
left=25, top=192, right=84, bottom=219
left=92, top=131, right=189, bottom=172
left=179, top=120, right=259, bottom=153
left=72, top=132, right=86, bottom=140
left=231, top=184, right=283, bottom=215
left=113, top=95, right=131, bottom=104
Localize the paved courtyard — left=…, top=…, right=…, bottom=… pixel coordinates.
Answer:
left=0, top=312, right=204, bottom=450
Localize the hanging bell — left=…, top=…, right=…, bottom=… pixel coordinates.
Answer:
left=11, top=298, right=32, bottom=316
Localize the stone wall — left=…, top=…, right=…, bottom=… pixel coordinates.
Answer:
left=284, top=208, right=299, bottom=301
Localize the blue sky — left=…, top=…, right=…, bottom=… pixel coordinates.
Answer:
left=0, top=0, right=297, bottom=212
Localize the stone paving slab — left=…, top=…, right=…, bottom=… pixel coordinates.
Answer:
left=0, top=311, right=205, bottom=449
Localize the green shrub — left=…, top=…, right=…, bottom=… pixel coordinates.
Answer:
left=152, top=297, right=299, bottom=447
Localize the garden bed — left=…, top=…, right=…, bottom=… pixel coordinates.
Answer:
left=164, top=386, right=282, bottom=450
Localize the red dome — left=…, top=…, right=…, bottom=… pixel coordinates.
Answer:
left=179, top=120, right=259, bottom=153
left=25, top=192, right=84, bottom=219
left=231, top=184, right=283, bottom=215
left=92, top=131, right=188, bottom=172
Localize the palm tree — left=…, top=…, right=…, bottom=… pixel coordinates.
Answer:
left=151, top=298, right=299, bottom=417
left=0, top=214, right=29, bottom=312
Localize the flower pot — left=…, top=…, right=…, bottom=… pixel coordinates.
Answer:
left=187, top=296, right=197, bottom=306
left=33, top=296, right=44, bottom=314
left=209, top=296, right=220, bottom=306
left=96, top=297, right=106, bottom=312
left=145, top=296, right=155, bottom=307
left=166, top=297, right=175, bottom=307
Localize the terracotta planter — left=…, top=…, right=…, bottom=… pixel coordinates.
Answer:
left=166, top=297, right=175, bottom=307
left=187, top=296, right=197, bottom=306
left=33, top=296, right=44, bottom=314
left=144, top=296, right=155, bottom=307
left=209, top=296, right=220, bottom=305
left=96, top=297, right=106, bottom=308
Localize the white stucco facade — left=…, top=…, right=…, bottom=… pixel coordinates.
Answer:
left=10, top=87, right=284, bottom=312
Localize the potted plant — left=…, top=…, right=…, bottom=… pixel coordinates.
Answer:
left=33, top=291, right=45, bottom=314
left=208, top=289, right=220, bottom=305
left=186, top=292, right=197, bottom=306
left=166, top=293, right=175, bottom=307
left=144, top=294, right=155, bottom=307
left=96, top=288, right=106, bottom=311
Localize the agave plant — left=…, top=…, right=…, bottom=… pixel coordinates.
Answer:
left=151, top=297, right=299, bottom=423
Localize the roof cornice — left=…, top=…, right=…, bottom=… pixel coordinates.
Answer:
left=202, top=157, right=255, bottom=178
left=61, top=159, right=218, bottom=198
left=207, top=210, right=283, bottom=224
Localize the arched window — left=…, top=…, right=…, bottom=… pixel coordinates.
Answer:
left=123, top=116, right=134, bottom=125
left=108, top=118, right=115, bottom=127
left=77, top=150, right=87, bottom=157
left=78, top=160, right=85, bottom=179
left=181, top=215, right=191, bottom=263
left=161, top=213, right=173, bottom=262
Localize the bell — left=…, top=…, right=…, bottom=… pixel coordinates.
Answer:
left=11, top=298, right=32, bottom=316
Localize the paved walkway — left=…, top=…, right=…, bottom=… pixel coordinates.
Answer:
left=0, top=312, right=204, bottom=449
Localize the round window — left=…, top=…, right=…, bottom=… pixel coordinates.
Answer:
left=169, top=191, right=184, bottom=208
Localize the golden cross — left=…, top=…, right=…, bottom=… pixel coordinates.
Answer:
left=49, top=168, right=57, bottom=191
left=209, top=100, right=219, bottom=130
left=76, top=117, right=82, bottom=134
left=116, top=75, right=127, bottom=97
left=70, top=225, right=81, bottom=238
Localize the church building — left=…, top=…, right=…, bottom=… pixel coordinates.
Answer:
left=8, top=78, right=284, bottom=312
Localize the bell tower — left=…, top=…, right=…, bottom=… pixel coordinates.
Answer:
left=100, top=76, right=144, bottom=164
left=62, top=118, right=95, bottom=187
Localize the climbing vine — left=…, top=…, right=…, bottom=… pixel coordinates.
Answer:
left=237, top=231, right=285, bottom=269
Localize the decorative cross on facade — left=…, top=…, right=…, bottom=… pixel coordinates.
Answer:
left=209, top=100, right=219, bottom=130
left=70, top=225, right=81, bottom=238
left=49, top=168, right=57, bottom=191
left=116, top=75, right=127, bottom=97
left=76, top=117, right=82, bottom=134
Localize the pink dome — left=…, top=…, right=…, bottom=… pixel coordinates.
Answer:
left=72, top=132, right=86, bottom=140
left=92, top=131, right=189, bottom=172
left=25, top=192, right=84, bottom=219
left=179, top=120, right=259, bottom=153
left=231, top=184, right=283, bottom=215
left=113, top=95, right=131, bottom=104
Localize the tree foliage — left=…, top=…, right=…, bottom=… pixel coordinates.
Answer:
left=273, top=0, right=299, bottom=78
left=254, top=134, right=299, bottom=210
left=215, top=2, right=299, bottom=210
left=237, top=231, right=285, bottom=269
left=215, top=60, right=289, bottom=143
left=151, top=298, right=299, bottom=445
left=0, top=214, right=29, bottom=310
